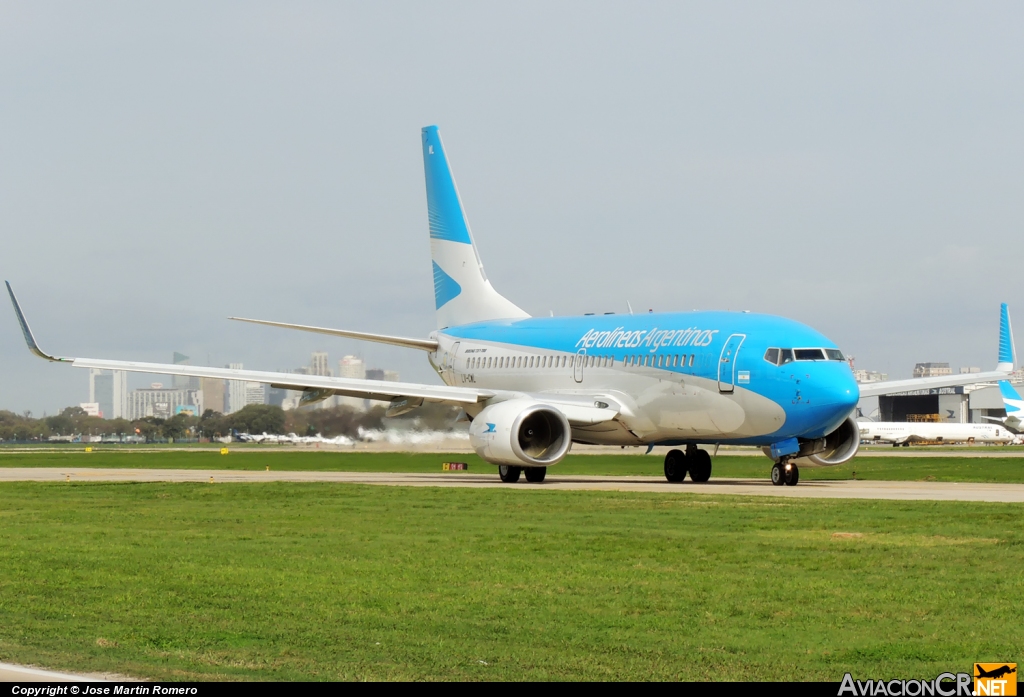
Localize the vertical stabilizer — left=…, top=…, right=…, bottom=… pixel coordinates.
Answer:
left=998, top=302, right=1015, bottom=371
left=422, top=126, right=529, bottom=329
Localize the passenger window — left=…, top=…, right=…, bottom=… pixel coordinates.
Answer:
left=764, top=348, right=780, bottom=365
left=779, top=349, right=794, bottom=365
left=688, top=354, right=694, bottom=367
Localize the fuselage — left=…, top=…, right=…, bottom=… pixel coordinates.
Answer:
left=858, top=421, right=1015, bottom=445
left=427, top=310, right=860, bottom=447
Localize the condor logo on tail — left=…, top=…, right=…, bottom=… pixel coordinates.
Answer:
left=974, top=663, right=1017, bottom=696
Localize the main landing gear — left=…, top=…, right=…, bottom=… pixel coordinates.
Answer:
left=498, top=465, right=547, bottom=483
left=663, top=445, right=712, bottom=483
left=771, top=459, right=800, bottom=486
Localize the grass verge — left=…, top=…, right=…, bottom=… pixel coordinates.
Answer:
left=0, top=482, right=1021, bottom=680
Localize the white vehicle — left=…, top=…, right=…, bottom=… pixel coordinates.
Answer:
left=858, top=420, right=1015, bottom=446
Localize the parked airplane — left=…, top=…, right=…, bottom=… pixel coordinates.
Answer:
left=982, top=380, right=1024, bottom=433
left=857, top=420, right=1015, bottom=446
left=6, top=126, right=1016, bottom=486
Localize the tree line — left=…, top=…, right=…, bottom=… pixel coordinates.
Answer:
left=0, top=402, right=462, bottom=442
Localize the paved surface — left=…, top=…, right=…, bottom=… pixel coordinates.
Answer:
left=3, top=468, right=1024, bottom=502
left=0, top=662, right=106, bottom=681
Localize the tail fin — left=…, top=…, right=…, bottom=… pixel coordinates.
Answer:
left=999, top=380, right=1022, bottom=412
left=421, top=125, right=529, bottom=329
left=998, top=302, right=1015, bottom=371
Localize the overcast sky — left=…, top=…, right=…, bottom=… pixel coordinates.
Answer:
left=2, top=2, right=1023, bottom=415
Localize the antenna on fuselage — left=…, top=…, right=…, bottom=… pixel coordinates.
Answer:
left=626, top=301, right=634, bottom=315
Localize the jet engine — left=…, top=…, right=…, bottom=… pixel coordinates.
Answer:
left=805, top=415, right=860, bottom=466
left=469, top=399, right=572, bottom=467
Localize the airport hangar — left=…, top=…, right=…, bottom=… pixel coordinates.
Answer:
left=867, top=383, right=1008, bottom=424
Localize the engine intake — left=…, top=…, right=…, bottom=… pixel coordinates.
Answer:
left=805, top=415, right=860, bottom=466
left=469, top=399, right=572, bottom=467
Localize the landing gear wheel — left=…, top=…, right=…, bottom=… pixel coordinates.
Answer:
left=771, top=463, right=786, bottom=486
left=664, top=449, right=687, bottom=482
left=525, top=467, right=547, bottom=483
left=498, top=465, right=522, bottom=483
left=784, top=464, right=799, bottom=486
left=689, top=449, right=712, bottom=483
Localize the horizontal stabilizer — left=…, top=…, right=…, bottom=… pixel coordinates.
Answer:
left=229, top=317, right=438, bottom=352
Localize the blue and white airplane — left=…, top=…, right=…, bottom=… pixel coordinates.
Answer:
left=6, top=126, right=1016, bottom=486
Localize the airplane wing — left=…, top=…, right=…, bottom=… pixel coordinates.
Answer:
left=6, top=282, right=490, bottom=407
left=228, top=317, right=439, bottom=352
left=857, top=370, right=1011, bottom=398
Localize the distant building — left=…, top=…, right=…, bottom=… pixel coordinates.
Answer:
left=244, top=382, right=266, bottom=407
left=853, top=369, right=888, bottom=384
left=172, top=352, right=200, bottom=390
left=959, top=366, right=981, bottom=374
left=310, top=352, right=331, bottom=377
left=913, top=362, right=951, bottom=378
left=366, top=368, right=400, bottom=382
left=383, top=370, right=399, bottom=382
left=200, top=377, right=226, bottom=414
left=125, top=388, right=201, bottom=420
left=89, top=368, right=127, bottom=419
left=337, top=356, right=366, bottom=409
left=226, top=363, right=246, bottom=414
left=267, top=386, right=288, bottom=408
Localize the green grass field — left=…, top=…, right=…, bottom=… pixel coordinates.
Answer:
left=2, top=448, right=1023, bottom=483
left=0, top=482, right=1022, bottom=680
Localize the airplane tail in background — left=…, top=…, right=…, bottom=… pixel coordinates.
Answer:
left=421, top=125, right=529, bottom=329
left=998, top=302, right=1015, bottom=371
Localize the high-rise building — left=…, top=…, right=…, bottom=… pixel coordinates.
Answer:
left=244, top=382, right=266, bottom=407
left=366, top=368, right=400, bottom=382
left=200, top=377, right=226, bottom=414
left=226, top=363, right=246, bottom=413
left=337, top=356, right=366, bottom=409
left=89, top=368, right=128, bottom=419
left=172, top=352, right=200, bottom=390
left=125, top=387, right=201, bottom=420
left=310, top=352, right=331, bottom=376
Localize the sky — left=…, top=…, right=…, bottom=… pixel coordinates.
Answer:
left=1, top=1, right=1023, bottom=415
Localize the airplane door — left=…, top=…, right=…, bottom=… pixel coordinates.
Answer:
left=444, top=342, right=461, bottom=384
left=717, top=334, right=745, bottom=393
left=574, top=349, right=586, bottom=383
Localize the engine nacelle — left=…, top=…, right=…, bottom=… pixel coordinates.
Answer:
left=805, top=415, right=860, bottom=466
left=469, top=399, right=572, bottom=467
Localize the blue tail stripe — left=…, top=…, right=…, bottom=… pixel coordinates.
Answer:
left=432, top=261, right=462, bottom=309
left=422, top=126, right=473, bottom=245
left=999, top=302, right=1015, bottom=365
left=999, top=380, right=1022, bottom=411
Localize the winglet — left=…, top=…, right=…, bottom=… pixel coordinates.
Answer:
left=5, top=282, right=71, bottom=362
left=998, top=302, right=1015, bottom=371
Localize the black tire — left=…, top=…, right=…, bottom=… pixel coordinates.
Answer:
left=784, top=464, right=800, bottom=486
left=525, top=467, right=547, bottom=483
left=689, top=449, right=712, bottom=483
left=664, top=449, right=687, bottom=482
left=771, top=463, right=785, bottom=486
left=498, top=465, right=522, bottom=483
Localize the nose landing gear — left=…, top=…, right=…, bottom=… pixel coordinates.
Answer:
left=771, top=459, right=800, bottom=486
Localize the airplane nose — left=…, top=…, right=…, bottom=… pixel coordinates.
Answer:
left=822, top=371, right=860, bottom=415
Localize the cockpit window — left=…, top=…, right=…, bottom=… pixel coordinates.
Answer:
left=794, top=348, right=826, bottom=361
left=779, top=349, right=794, bottom=365
left=763, top=348, right=780, bottom=365
left=825, top=349, right=845, bottom=361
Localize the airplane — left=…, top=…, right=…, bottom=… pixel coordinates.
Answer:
left=980, top=379, right=1024, bottom=433
left=857, top=420, right=1016, bottom=446
left=6, top=126, right=1017, bottom=486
